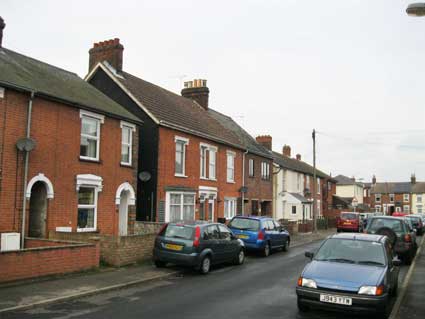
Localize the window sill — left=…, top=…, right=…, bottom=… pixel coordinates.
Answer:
left=77, top=228, right=97, bottom=233
left=200, top=177, right=209, bottom=181
left=175, top=174, right=188, bottom=178
left=227, top=180, right=235, bottom=184
left=120, top=162, right=133, bottom=168
left=79, top=156, right=101, bottom=164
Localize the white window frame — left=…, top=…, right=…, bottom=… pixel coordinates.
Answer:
left=120, top=121, right=136, bottom=166
left=261, top=162, right=270, bottom=180
left=317, top=199, right=321, bottom=216
left=227, top=150, right=236, bottom=183
left=291, top=205, right=297, bottom=215
left=417, top=195, right=422, bottom=203
left=317, top=178, right=321, bottom=194
left=79, top=110, right=104, bottom=161
left=248, top=159, right=254, bottom=177
left=165, top=192, right=196, bottom=222
left=403, top=205, right=410, bottom=213
left=375, top=205, right=381, bottom=212
left=76, top=174, right=103, bottom=232
left=208, top=146, right=217, bottom=180
left=175, top=136, right=189, bottom=177
left=389, top=194, right=395, bottom=203
left=395, top=207, right=401, bottom=212
left=375, top=194, right=381, bottom=203
left=200, top=143, right=217, bottom=181
left=417, top=205, right=423, bottom=214
left=306, top=175, right=310, bottom=190
left=403, top=193, right=410, bottom=203
left=224, top=197, right=237, bottom=220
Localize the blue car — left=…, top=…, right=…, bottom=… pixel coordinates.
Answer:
left=227, top=216, right=290, bottom=257
left=296, top=233, right=400, bottom=318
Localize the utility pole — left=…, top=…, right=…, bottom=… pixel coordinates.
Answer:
left=312, top=129, right=317, bottom=233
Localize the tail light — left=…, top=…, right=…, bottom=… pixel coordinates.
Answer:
left=193, top=226, right=201, bottom=247
left=258, top=230, right=265, bottom=240
left=157, top=223, right=168, bottom=236
left=404, top=234, right=412, bottom=242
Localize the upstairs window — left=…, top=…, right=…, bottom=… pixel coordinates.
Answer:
left=389, top=194, right=395, bottom=203
left=375, top=194, right=381, bottom=203
left=404, top=194, right=410, bottom=202
left=317, top=178, right=321, bottom=194
left=248, top=159, right=254, bottom=177
left=80, top=111, right=104, bottom=161
left=120, top=122, right=136, bottom=166
left=227, top=151, right=236, bottom=182
left=175, top=136, right=189, bottom=176
left=261, top=162, right=270, bottom=180
left=200, top=144, right=217, bottom=180
left=418, top=195, right=423, bottom=203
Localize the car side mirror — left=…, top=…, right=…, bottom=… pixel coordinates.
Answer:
left=393, top=260, right=402, bottom=267
left=305, top=251, right=314, bottom=259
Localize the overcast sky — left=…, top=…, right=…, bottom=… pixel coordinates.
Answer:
left=2, top=0, right=425, bottom=182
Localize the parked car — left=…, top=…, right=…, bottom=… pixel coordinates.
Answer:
left=337, top=212, right=362, bottom=233
left=365, top=216, right=417, bottom=265
left=360, top=212, right=375, bottom=228
left=296, top=233, right=400, bottom=318
left=405, top=215, right=423, bottom=236
left=153, top=221, right=245, bottom=274
left=227, top=216, right=290, bottom=257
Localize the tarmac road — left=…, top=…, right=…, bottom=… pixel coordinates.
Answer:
left=2, top=239, right=409, bottom=319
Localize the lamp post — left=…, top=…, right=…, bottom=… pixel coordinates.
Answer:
left=352, top=197, right=358, bottom=213
left=406, top=3, right=425, bottom=16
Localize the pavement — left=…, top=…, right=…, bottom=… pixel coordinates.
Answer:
left=0, top=229, right=335, bottom=315
left=391, top=234, right=425, bottom=319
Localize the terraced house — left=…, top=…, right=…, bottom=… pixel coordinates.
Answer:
left=86, top=39, right=272, bottom=222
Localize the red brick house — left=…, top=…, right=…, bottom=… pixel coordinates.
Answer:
left=86, top=39, right=250, bottom=223
left=0, top=28, right=141, bottom=247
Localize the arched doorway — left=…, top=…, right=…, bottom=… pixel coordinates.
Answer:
left=29, top=181, right=48, bottom=237
left=115, top=182, right=136, bottom=236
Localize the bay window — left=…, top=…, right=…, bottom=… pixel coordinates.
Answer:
left=167, top=192, right=195, bottom=222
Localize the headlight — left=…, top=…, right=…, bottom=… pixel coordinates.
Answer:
left=298, top=277, right=317, bottom=289
left=358, top=285, right=384, bottom=296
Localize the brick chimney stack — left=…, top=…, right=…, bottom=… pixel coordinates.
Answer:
left=296, top=154, right=301, bottom=161
left=89, top=38, right=124, bottom=73
left=256, top=135, right=272, bottom=151
left=181, top=79, right=209, bottom=110
left=372, top=175, right=376, bottom=185
left=411, top=173, right=416, bottom=184
left=282, top=145, right=291, bottom=157
left=0, top=17, right=5, bottom=48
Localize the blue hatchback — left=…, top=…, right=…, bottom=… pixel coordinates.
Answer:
left=227, top=216, right=290, bottom=257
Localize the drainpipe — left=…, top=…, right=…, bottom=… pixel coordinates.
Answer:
left=20, top=91, right=35, bottom=249
left=241, top=150, right=249, bottom=215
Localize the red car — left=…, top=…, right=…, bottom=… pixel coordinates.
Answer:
left=392, top=212, right=408, bottom=217
left=336, top=212, right=362, bottom=232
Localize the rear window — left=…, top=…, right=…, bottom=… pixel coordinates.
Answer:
left=368, top=218, right=404, bottom=234
left=228, top=218, right=260, bottom=231
left=164, top=225, right=194, bottom=240
left=407, top=216, right=420, bottom=223
left=341, top=213, right=357, bottom=220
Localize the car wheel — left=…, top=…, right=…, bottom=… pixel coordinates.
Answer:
left=390, top=279, right=398, bottom=297
left=262, top=242, right=271, bottom=257
left=154, top=260, right=166, bottom=268
left=234, top=249, right=245, bottom=265
left=297, top=299, right=309, bottom=312
left=282, top=239, right=289, bottom=252
left=199, top=255, right=211, bottom=274
left=378, top=302, right=391, bottom=319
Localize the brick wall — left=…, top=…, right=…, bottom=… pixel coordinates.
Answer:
left=134, top=221, right=164, bottom=235
left=369, top=193, right=411, bottom=214
left=0, top=89, right=139, bottom=236
left=0, top=239, right=99, bottom=283
left=156, top=127, right=242, bottom=222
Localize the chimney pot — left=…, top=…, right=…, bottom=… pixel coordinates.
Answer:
left=372, top=175, right=376, bottom=185
left=0, top=16, right=5, bottom=48
left=255, top=135, right=272, bottom=151
left=89, top=38, right=124, bottom=73
left=181, top=78, right=210, bottom=110
left=411, top=173, right=416, bottom=184
left=296, top=154, right=301, bottom=161
left=282, top=145, right=291, bottom=157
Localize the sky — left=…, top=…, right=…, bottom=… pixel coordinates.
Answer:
left=1, top=0, right=425, bottom=182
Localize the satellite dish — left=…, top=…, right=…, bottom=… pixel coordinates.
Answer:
left=16, top=138, right=36, bottom=152
left=138, top=171, right=151, bottom=182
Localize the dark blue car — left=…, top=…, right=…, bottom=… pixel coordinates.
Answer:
left=296, top=233, right=400, bottom=318
left=227, top=216, right=290, bottom=257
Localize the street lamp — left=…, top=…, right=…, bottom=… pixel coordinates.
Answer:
left=406, top=3, right=425, bottom=16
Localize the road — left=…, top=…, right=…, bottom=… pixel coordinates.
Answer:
left=2, top=240, right=409, bottom=319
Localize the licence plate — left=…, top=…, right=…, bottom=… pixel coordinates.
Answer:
left=343, top=222, right=351, bottom=225
left=320, top=294, right=352, bottom=306
left=164, top=243, right=183, bottom=251
left=237, top=235, right=249, bottom=239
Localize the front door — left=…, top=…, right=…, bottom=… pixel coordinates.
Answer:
left=119, top=190, right=129, bottom=236
left=29, top=182, right=47, bottom=238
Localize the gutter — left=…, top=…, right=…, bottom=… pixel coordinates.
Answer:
left=241, top=150, right=249, bottom=215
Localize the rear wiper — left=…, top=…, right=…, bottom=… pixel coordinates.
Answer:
left=170, top=235, right=188, bottom=239
left=326, top=258, right=356, bottom=264
left=357, top=261, right=384, bottom=266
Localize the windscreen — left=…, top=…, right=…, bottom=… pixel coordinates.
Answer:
left=315, top=238, right=386, bottom=266
left=341, top=213, right=357, bottom=220
left=164, top=225, right=194, bottom=240
left=368, top=218, right=404, bottom=235
left=228, top=218, right=260, bottom=231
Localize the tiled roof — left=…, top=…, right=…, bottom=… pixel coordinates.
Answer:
left=289, top=192, right=310, bottom=203
left=370, top=182, right=411, bottom=194
left=334, top=174, right=364, bottom=187
left=208, top=109, right=272, bottom=159
left=104, top=66, right=243, bottom=148
left=411, top=182, right=425, bottom=194
left=272, top=151, right=329, bottom=178
left=0, top=48, right=140, bottom=123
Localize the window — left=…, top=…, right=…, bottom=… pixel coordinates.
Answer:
left=80, top=111, right=104, bottom=161
left=203, top=225, right=220, bottom=240
left=375, top=205, right=381, bottom=212
left=403, top=205, right=410, bottom=213
left=261, top=162, right=270, bottom=180
left=317, top=178, right=321, bottom=194
left=175, top=136, right=189, bottom=176
left=77, top=187, right=97, bottom=231
left=218, top=224, right=232, bottom=241
left=200, top=145, right=207, bottom=178
left=305, top=175, right=310, bottom=190
left=417, top=205, right=423, bottom=214
left=317, top=200, right=321, bottom=216
left=168, top=193, right=195, bottom=222
left=389, top=194, right=395, bottom=203
left=395, top=207, right=401, bottom=212
left=327, top=181, right=331, bottom=191
left=248, top=159, right=254, bottom=177
left=120, top=122, right=135, bottom=165
left=404, top=194, right=410, bottom=202
left=200, top=144, right=217, bottom=180
left=227, top=151, right=235, bottom=182
left=224, top=198, right=237, bottom=219
left=375, top=194, right=381, bottom=203
left=296, top=173, right=301, bottom=191
left=282, top=171, right=286, bottom=191
left=418, top=195, right=422, bottom=203
left=291, top=205, right=297, bottom=215
left=209, top=149, right=216, bottom=180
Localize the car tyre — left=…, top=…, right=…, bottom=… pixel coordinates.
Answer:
left=404, top=252, right=413, bottom=265
left=154, top=260, right=167, bottom=268
left=297, top=299, right=309, bottom=312
left=282, top=239, right=289, bottom=252
left=199, top=255, right=211, bottom=274
left=262, top=242, right=271, bottom=257
left=234, top=249, right=245, bottom=265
